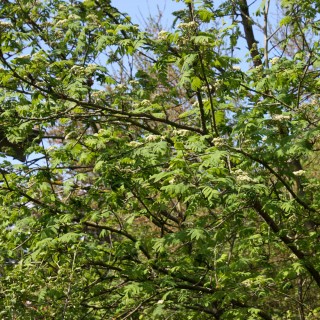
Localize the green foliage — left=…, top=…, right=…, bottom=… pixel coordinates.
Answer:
left=0, top=0, right=320, bottom=318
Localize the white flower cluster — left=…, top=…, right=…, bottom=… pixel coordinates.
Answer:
left=145, top=135, right=160, bottom=142
left=293, top=170, right=305, bottom=176
left=86, top=64, right=98, bottom=73
left=192, top=101, right=199, bottom=107
left=270, top=57, right=280, bottom=65
left=237, top=175, right=254, bottom=182
left=17, top=54, right=30, bottom=59
left=272, top=114, right=290, bottom=121
left=140, top=99, right=151, bottom=107
left=173, top=129, right=190, bottom=136
left=214, top=79, right=223, bottom=89
left=86, top=14, right=99, bottom=23
left=232, top=66, right=241, bottom=71
left=0, top=21, right=12, bottom=27
left=233, top=169, right=254, bottom=183
left=68, top=14, right=80, bottom=20
left=91, top=90, right=107, bottom=99
left=128, top=141, right=143, bottom=147
left=70, top=65, right=85, bottom=76
left=116, top=84, right=126, bottom=90
left=212, top=137, right=225, bottom=146
left=178, top=21, right=198, bottom=29
left=157, top=30, right=169, bottom=40
left=129, top=80, right=139, bottom=86
left=55, top=19, right=68, bottom=27
left=70, top=65, right=84, bottom=71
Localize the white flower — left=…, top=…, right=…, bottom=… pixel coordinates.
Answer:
left=178, top=21, right=198, bottom=29
left=17, top=54, right=30, bottom=59
left=270, top=57, right=280, bottom=65
left=116, top=84, right=126, bottom=90
left=35, top=81, right=46, bottom=87
left=86, top=64, right=98, bottom=73
left=293, top=170, right=305, bottom=176
left=145, top=135, right=160, bottom=142
left=70, top=65, right=84, bottom=72
left=129, top=80, right=139, bottom=85
left=128, top=141, right=143, bottom=147
left=92, top=90, right=107, bottom=100
left=233, top=169, right=254, bottom=182
left=55, top=19, right=68, bottom=26
left=68, top=14, right=80, bottom=20
left=212, top=137, right=224, bottom=146
left=175, top=129, right=189, bottom=136
left=157, top=30, right=169, bottom=40
left=232, top=66, right=241, bottom=71
left=0, top=21, right=13, bottom=27
left=213, top=82, right=222, bottom=90
left=192, top=101, right=199, bottom=107
left=157, top=300, right=164, bottom=304
left=237, top=174, right=254, bottom=182
left=86, top=14, right=99, bottom=22
left=140, top=99, right=151, bottom=107
left=272, top=114, right=290, bottom=121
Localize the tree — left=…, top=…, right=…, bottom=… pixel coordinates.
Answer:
left=0, top=0, right=320, bottom=318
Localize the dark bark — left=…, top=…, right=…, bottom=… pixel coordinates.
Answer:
left=0, top=129, right=39, bottom=161
left=253, top=200, right=320, bottom=288
left=238, top=0, right=263, bottom=67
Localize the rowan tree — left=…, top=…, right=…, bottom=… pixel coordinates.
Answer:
left=0, top=0, right=320, bottom=319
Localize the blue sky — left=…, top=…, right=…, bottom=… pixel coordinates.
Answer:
left=111, top=0, right=184, bottom=28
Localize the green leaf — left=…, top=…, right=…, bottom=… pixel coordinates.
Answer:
left=187, top=228, right=206, bottom=240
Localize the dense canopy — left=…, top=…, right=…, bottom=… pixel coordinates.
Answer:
left=0, top=0, right=320, bottom=319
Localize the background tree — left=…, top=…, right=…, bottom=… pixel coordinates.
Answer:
left=0, top=0, right=320, bottom=319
